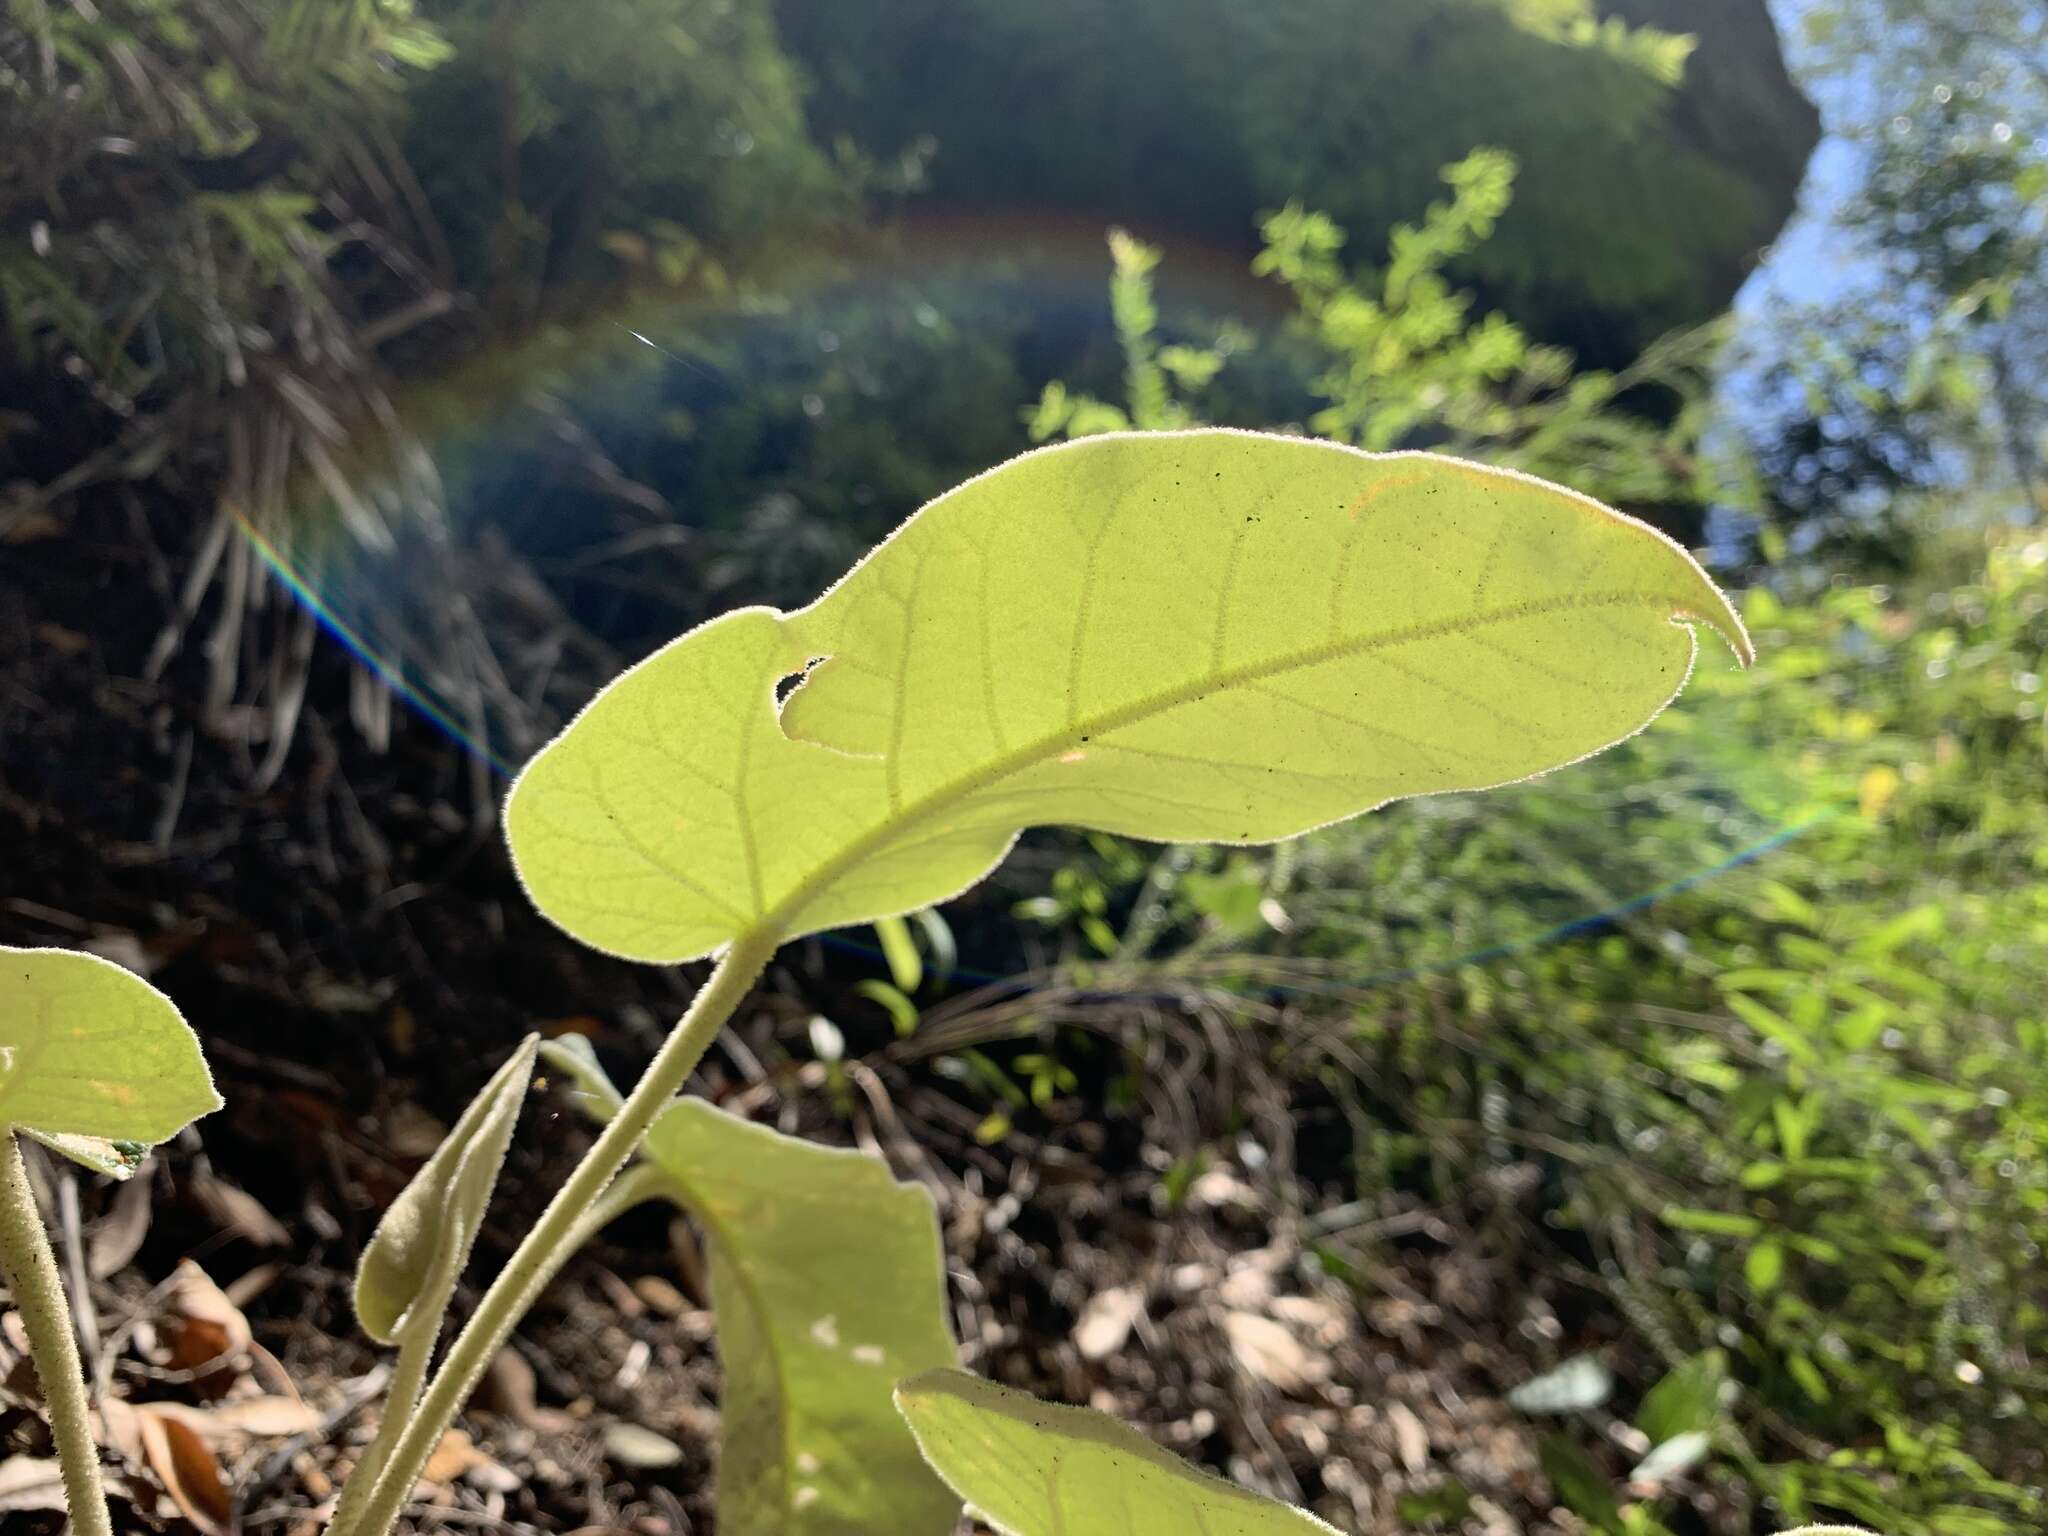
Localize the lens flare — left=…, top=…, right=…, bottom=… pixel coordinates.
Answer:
left=247, top=232, right=1820, bottom=996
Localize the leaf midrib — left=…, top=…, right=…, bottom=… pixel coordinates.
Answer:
left=758, top=585, right=1696, bottom=937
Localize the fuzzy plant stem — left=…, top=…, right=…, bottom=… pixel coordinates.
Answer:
left=0, top=1132, right=112, bottom=1536
left=343, top=930, right=779, bottom=1536
left=323, top=1302, right=439, bottom=1536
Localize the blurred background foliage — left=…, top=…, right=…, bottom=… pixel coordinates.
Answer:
left=2, top=0, right=2045, bottom=1533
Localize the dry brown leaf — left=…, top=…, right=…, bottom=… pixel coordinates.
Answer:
left=89, top=1171, right=155, bottom=1279
left=98, top=1398, right=149, bottom=1466
left=1222, top=1310, right=1326, bottom=1394
left=145, top=1396, right=323, bottom=1445
left=1072, top=1286, right=1145, bottom=1361
left=190, top=1173, right=289, bottom=1248
left=137, top=1404, right=233, bottom=1536
left=421, top=1428, right=488, bottom=1485
left=161, top=1260, right=252, bottom=1376
left=0, top=1456, right=66, bottom=1513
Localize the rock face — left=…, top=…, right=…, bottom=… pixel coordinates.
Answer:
left=776, top=0, right=1820, bottom=363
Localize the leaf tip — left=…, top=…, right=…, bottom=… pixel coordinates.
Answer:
left=1670, top=569, right=1755, bottom=670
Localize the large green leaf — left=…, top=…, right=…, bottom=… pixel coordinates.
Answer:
left=894, top=1369, right=1339, bottom=1535
left=641, top=1101, right=959, bottom=1536
left=506, top=430, right=1748, bottom=962
left=354, top=1036, right=539, bottom=1345
left=0, top=947, right=219, bottom=1162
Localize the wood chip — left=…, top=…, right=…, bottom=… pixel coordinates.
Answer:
left=631, top=1275, right=688, bottom=1318
left=0, top=1457, right=66, bottom=1513
left=1222, top=1311, right=1325, bottom=1394
left=1072, top=1285, right=1146, bottom=1361
left=1387, top=1400, right=1431, bottom=1475
left=603, top=1422, right=684, bottom=1469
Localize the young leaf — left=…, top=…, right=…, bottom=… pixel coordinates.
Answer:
left=1537, top=1435, right=1625, bottom=1535
left=894, top=1368, right=1340, bottom=1535
left=873, top=913, right=923, bottom=993
left=640, top=1101, right=959, bottom=1536
left=0, top=947, right=219, bottom=1159
left=354, top=1036, right=539, bottom=1345
left=1636, top=1349, right=1728, bottom=1446
left=535, top=1036, right=624, bottom=1120
left=506, top=430, right=1748, bottom=963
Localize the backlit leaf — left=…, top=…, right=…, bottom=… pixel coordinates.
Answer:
left=1538, top=1435, right=1624, bottom=1535
left=894, top=1368, right=1340, bottom=1535
left=506, top=431, right=1747, bottom=962
left=1636, top=1349, right=1728, bottom=1446
left=19, top=1130, right=150, bottom=1181
left=0, top=946, right=219, bottom=1148
left=874, top=913, right=923, bottom=992
left=641, top=1101, right=959, bottom=1536
left=354, top=1036, right=538, bottom=1345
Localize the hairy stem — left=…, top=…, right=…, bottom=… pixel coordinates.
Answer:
left=346, top=931, right=779, bottom=1536
left=0, top=1134, right=111, bottom=1536
left=324, top=1305, right=438, bottom=1536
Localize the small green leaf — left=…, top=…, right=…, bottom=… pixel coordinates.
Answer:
left=1745, top=1238, right=1786, bottom=1295
left=1659, top=1205, right=1763, bottom=1239
left=536, top=1035, right=623, bottom=1120
left=873, top=913, right=923, bottom=993
left=895, top=1369, right=1340, bottom=1536
left=641, top=1102, right=959, bottom=1536
left=354, top=1035, right=539, bottom=1345
left=1636, top=1350, right=1727, bottom=1446
left=506, top=431, right=1747, bottom=964
left=1784, top=1352, right=1831, bottom=1404
left=0, top=946, right=220, bottom=1147
left=854, top=979, right=921, bottom=1037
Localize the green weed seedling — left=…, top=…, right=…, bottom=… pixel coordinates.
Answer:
left=0, top=946, right=221, bottom=1536
left=11, top=429, right=1768, bottom=1536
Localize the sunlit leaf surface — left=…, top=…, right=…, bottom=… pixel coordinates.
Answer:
left=507, top=430, right=1747, bottom=963
left=642, top=1102, right=959, bottom=1536
left=0, top=947, right=219, bottom=1150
